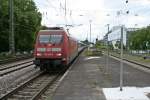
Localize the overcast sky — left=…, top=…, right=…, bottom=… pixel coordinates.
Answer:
left=34, top=0, right=150, bottom=41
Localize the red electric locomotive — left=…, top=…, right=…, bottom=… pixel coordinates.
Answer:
left=33, top=27, right=78, bottom=71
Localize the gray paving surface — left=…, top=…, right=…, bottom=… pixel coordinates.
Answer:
left=51, top=51, right=150, bottom=100
left=51, top=54, right=106, bottom=100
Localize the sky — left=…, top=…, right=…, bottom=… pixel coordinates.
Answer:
left=34, top=0, right=150, bottom=41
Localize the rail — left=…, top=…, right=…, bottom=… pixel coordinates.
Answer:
left=0, top=60, right=34, bottom=76
left=0, top=55, right=33, bottom=65
left=110, top=54, right=150, bottom=69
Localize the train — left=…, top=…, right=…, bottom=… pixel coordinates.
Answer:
left=33, top=27, right=85, bottom=71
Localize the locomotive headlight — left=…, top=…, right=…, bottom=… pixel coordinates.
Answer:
left=56, top=53, right=62, bottom=56
left=37, top=53, right=42, bottom=56
left=62, top=58, right=66, bottom=61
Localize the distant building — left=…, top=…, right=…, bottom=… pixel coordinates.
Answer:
left=127, top=28, right=139, bottom=32
left=103, top=26, right=140, bottom=50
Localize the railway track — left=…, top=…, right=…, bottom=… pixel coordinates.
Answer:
left=0, top=55, right=33, bottom=65
left=0, top=60, right=34, bottom=76
left=110, top=54, right=150, bottom=70
left=0, top=71, right=61, bottom=100
left=0, top=48, right=84, bottom=100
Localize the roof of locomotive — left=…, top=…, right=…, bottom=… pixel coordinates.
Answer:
left=38, top=27, right=78, bottom=42
left=39, top=27, right=66, bottom=34
left=39, top=30, right=65, bottom=33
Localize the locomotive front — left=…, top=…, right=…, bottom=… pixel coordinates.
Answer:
left=34, top=29, right=65, bottom=70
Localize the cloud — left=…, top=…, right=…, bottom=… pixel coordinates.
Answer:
left=130, top=0, right=150, bottom=5
left=34, top=0, right=150, bottom=41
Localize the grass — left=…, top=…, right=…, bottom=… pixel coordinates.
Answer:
left=109, top=51, right=150, bottom=65
left=84, top=49, right=103, bottom=56
left=84, top=49, right=93, bottom=56
left=0, top=54, right=14, bottom=60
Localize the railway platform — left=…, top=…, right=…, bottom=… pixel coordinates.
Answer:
left=51, top=52, right=106, bottom=100
left=50, top=50, right=150, bottom=100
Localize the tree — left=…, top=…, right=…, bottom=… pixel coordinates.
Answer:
left=0, top=0, right=42, bottom=53
left=14, top=0, right=42, bottom=52
left=128, top=26, right=150, bottom=52
left=0, top=0, right=9, bottom=52
left=95, top=40, right=106, bottom=50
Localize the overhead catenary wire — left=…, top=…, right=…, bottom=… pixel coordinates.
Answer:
left=46, top=0, right=60, bottom=13
left=36, top=0, right=69, bottom=26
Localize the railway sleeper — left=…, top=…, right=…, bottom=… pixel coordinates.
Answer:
left=11, top=94, right=32, bottom=99
left=22, top=88, right=39, bottom=93
left=17, top=91, right=33, bottom=96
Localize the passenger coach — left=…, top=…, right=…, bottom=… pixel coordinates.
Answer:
left=33, top=27, right=78, bottom=71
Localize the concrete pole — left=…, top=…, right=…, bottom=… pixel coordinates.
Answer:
left=89, top=20, right=92, bottom=44
left=105, top=24, right=109, bottom=74
left=65, top=0, right=66, bottom=16
left=9, top=0, right=15, bottom=55
left=87, top=20, right=92, bottom=53
left=120, top=25, right=124, bottom=91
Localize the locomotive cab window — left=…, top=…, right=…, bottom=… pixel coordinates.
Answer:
left=39, top=34, right=63, bottom=44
